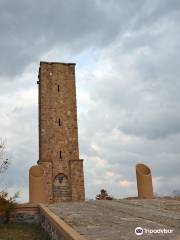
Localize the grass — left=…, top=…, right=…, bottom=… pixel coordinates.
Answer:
left=0, top=223, right=49, bottom=240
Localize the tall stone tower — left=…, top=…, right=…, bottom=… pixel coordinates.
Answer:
left=29, top=62, right=85, bottom=203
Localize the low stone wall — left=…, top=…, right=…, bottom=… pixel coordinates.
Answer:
left=0, top=203, right=39, bottom=224
left=0, top=203, right=87, bottom=240
left=40, top=211, right=64, bottom=240
left=39, top=204, right=87, bottom=240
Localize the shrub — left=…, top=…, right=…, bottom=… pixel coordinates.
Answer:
left=0, top=139, right=19, bottom=223
left=0, top=139, right=10, bottom=174
left=96, top=189, right=113, bottom=200
left=0, top=190, right=19, bottom=223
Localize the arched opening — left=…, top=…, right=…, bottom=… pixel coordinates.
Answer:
left=53, top=173, right=71, bottom=201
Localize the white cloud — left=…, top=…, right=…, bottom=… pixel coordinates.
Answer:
left=118, top=180, right=132, bottom=188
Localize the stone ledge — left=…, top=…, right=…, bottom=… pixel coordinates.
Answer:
left=39, top=204, right=87, bottom=240
left=13, top=203, right=38, bottom=211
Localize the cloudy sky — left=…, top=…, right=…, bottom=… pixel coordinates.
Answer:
left=0, top=0, right=180, bottom=202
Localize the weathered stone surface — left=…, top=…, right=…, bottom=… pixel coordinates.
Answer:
left=29, top=62, right=85, bottom=203
left=49, top=199, right=180, bottom=240
left=40, top=214, right=65, bottom=240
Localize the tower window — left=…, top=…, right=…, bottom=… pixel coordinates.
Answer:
left=59, top=118, right=61, bottom=126
left=60, top=151, right=62, bottom=159
left=58, top=85, right=60, bottom=92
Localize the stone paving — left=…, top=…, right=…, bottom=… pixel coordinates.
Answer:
left=48, top=199, right=180, bottom=240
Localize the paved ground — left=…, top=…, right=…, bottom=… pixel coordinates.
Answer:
left=49, top=199, right=180, bottom=240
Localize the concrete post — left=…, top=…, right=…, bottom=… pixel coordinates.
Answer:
left=29, top=165, right=46, bottom=203
left=136, top=163, right=154, bottom=199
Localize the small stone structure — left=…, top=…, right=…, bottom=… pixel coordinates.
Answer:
left=136, top=163, right=154, bottom=198
left=29, top=62, right=85, bottom=203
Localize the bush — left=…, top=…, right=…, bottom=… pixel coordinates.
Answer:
left=96, top=189, right=113, bottom=200
left=0, top=139, right=19, bottom=223
left=0, top=139, right=10, bottom=174
left=0, top=190, right=19, bottom=223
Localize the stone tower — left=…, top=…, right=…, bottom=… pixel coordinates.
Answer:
left=29, top=62, right=85, bottom=203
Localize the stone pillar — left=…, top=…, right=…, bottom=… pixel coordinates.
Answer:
left=29, top=165, right=46, bottom=203
left=69, top=159, right=85, bottom=201
left=136, top=163, right=154, bottom=199
left=39, top=162, right=53, bottom=204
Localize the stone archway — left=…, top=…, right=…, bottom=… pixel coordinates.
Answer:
left=53, top=173, right=71, bottom=201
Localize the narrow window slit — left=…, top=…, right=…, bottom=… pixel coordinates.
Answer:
left=60, top=151, right=62, bottom=159
left=58, top=85, right=60, bottom=92
left=59, top=118, right=61, bottom=126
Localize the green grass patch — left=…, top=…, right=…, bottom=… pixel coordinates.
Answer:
left=0, top=223, right=49, bottom=240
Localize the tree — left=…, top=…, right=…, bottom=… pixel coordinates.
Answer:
left=0, top=138, right=9, bottom=174
left=0, top=138, right=19, bottom=223
left=96, top=189, right=113, bottom=200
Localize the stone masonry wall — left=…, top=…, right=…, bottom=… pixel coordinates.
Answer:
left=40, top=212, right=64, bottom=240
left=40, top=162, right=53, bottom=203
left=70, top=160, right=85, bottom=201
left=38, top=62, right=85, bottom=202
left=0, top=204, right=40, bottom=224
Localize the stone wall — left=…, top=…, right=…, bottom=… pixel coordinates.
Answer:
left=0, top=204, right=39, bottom=224
left=0, top=203, right=87, bottom=240
left=40, top=213, right=64, bottom=240
left=40, top=161, right=53, bottom=203
left=39, top=62, right=79, bottom=167
left=39, top=204, right=87, bottom=240
left=70, top=160, right=85, bottom=201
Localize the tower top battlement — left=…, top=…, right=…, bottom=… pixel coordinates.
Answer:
left=40, top=61, right=76, bottom=65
